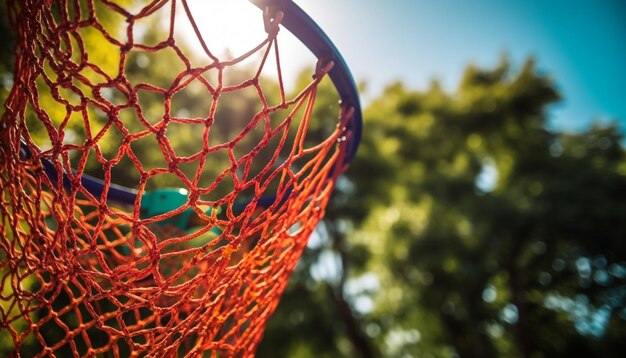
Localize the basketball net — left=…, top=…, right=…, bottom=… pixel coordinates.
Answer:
left=0, top=0, right=354, bottom=356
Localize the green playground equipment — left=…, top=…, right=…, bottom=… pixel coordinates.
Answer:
left=140, top=188, right=219, bottom=231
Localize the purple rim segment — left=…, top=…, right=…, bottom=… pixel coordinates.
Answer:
left=250, top=0, right=362, bottom=165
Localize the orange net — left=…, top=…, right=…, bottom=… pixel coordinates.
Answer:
left=0, top=0, right=353, bottom=356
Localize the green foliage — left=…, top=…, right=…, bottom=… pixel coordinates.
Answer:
left=262, top=58, right=626, bottom=357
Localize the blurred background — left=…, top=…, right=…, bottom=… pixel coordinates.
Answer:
left=1, top=0, right=625, bottom=357
left=258, top=1, right=626, bottom=357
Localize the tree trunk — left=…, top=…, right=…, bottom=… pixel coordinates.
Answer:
left=327, top=224, right=377, bottom=358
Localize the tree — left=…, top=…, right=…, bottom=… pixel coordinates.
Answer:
left=261, top=58, right=626, bottom=357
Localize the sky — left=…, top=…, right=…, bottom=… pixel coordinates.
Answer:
left=291, top=0, right=626, bottom=132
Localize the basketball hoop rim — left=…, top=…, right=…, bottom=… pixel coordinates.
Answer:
left=25, top=0, right=362, bottom=207
left=250, top=0, right=362, bottom=165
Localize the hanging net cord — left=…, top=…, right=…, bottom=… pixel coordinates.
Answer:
left=0, top=0, right=354, bottom=357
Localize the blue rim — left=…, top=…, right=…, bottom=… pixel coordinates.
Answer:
left=30, top=0, right=362, bottom=207
left=250, top=0, right=362, bottom=165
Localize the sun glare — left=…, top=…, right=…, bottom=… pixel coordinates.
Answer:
left=177, top=0, right=314, bottom=87
left=178, top=0, right=265, bottom=58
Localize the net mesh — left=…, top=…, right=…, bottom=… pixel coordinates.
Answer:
left=0, top=0, right=351, bottom=356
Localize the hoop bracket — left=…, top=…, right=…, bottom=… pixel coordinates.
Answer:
left=263, top=5, right=284, bottom=35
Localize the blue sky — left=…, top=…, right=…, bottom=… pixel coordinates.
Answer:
left=297, top=0, right=626, bottom=131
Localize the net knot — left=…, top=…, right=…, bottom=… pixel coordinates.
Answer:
left=168, top=160, right=179, bottom=172
left=58, top=75, right=72, bottom=88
